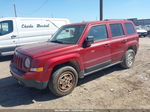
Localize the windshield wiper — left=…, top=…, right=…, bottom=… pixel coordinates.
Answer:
left=51, top=40, right=64, bottom=44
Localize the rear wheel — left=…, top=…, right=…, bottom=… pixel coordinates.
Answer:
left=120, top=49, right=135, bottom=69
left=49, top=66, right=78, bottom=96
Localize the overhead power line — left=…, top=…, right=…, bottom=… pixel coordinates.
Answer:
left=30, top=0, right=48, bottom=15
left=17, top=0, right=49, bottom=16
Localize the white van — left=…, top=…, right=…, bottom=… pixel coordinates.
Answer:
left=0, top=17, right=70, bottom=56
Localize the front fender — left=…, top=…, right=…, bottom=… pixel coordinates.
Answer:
left=44, top=53, right=84, bottom=79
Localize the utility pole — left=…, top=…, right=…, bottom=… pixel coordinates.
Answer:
left=13, top=4, right=17, bottom=17
left=100, top=0, right=103, bottom=21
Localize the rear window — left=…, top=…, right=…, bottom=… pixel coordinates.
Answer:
left=124, top=23, right=136, bottom=34
left=110, top=23, right=124, bottom=38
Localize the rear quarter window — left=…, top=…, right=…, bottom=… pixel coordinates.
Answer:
left=124, top=23, right=136, bottom=34
left=110, top=23, right=124, bottom=38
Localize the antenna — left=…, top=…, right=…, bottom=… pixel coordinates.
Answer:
left=13, top=4, right=17, bottom=17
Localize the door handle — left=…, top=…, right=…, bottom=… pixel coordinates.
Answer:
left=11, top=35, right=17, bottom=39
left=104, top=44, right=110, bottom=48
left=121, top=40, right=127, bottom=44
left=91, top=50, right=95, bottom=53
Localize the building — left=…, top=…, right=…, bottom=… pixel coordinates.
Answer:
left=128, top=18, right=150, bottom=26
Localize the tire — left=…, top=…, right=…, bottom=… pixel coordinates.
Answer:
left=49, top=66, right=78, bottom=96
left=120, top=49, right=135, bottom=69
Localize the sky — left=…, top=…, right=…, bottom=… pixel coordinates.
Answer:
left=0, top=0, right=150, bottom=23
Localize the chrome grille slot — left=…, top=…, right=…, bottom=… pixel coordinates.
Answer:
left=13, top=52, right=24, bottom=70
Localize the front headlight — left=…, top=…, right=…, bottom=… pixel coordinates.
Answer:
left=25, top=58, right=30, bottom=68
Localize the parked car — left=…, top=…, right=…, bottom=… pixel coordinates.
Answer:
left=0, top=17, right=70, bottom=56
left=10, top=20, right=139, bottom=96
left=136, top=27, right=148, bottom=37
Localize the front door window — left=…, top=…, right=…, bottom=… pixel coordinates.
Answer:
left=0, top=20, right=13, bottom=36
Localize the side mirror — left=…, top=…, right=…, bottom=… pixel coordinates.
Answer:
left=84, top=36, right=94, bottom=47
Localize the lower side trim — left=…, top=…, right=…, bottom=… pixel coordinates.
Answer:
left=84, top=61, right=122, bottom=76
left=85, top=60, right=111, bottom=73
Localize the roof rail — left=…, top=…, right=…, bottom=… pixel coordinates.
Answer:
left=104, top=19, right=128, bottom=21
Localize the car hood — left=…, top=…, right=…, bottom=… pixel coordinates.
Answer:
left=17, top=42, right=72, bottom=58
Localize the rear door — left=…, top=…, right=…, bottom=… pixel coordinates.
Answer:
left=109, top=23, right=127, bottom=62
left=82, top=24, right=111, bottom=74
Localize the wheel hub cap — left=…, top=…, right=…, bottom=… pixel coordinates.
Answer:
left=127, top=53, right=134, bottom=66
left=58, top=71, right=74, bottom=92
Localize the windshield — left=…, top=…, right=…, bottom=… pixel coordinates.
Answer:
left=50, top=25, right=86, bottom=44
left=0, top=20, right=13, bottom=36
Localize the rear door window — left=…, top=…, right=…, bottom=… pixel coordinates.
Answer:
left=0, top=20, right=13, bottom=36
left=88, top=25, right=108, bottom=42
left=124, top=23, right=136, bottom=34
left=110, top=23, right=124, bottom=38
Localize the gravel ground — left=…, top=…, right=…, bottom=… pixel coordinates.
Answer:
left=0, top=37, right=150, bottom=109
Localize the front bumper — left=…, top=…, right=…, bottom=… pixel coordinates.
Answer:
left=10, top=64, right=48, bottom=90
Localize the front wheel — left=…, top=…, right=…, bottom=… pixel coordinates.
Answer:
left=120, top=49, right=135, bottom=69
left=49, top=66, right=78, bottom=96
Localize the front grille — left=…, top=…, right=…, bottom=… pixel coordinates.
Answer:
left=13, top=52, right=24, bottom=70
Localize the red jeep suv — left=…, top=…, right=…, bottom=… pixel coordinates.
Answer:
left=10, top=20, right=139, bottom=96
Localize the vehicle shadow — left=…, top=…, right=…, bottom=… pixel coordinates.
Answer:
left=0, top=77, right=58, bottom=107
left=0, top=65, right=123, bottom=107
left=0, top=56, right=13, bottom=62
left=78, top=65, right=122, bottom=86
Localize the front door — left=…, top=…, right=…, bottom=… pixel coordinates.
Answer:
left=82, top=24, right=111, bottom=74
left=0, top=20, right=18, bottom=55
